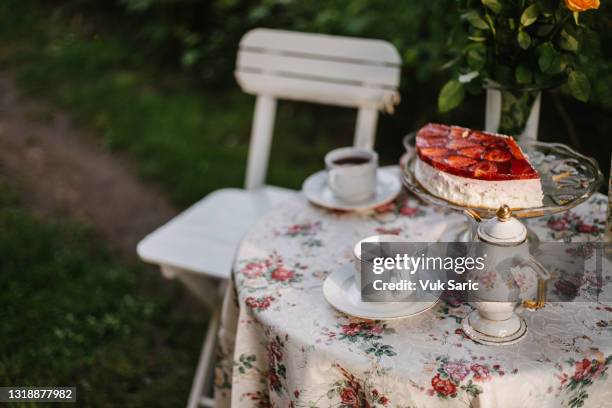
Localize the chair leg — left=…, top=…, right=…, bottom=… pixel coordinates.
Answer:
left=186, top=305, right=221, bottom=408
left=354, top=106, right=378, bottom=150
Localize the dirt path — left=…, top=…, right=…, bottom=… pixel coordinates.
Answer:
left=0, top=74, right=177, bottom=257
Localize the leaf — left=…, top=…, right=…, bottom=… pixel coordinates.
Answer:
left=482, top=0, right=503, bottom=13
left=467, top=45, right=486, bottom=70
left=508, top=18, right=517, bottom=30
left=438, top=80, right=465, bottom=112
left=568, top=71, right=590, bottom=102
left=459, top=71, right=480, bottom=83
left=559, top=30, right=579, bottom=52
left=520, top=4, right=539, bottom=27
left=518, top=31, right=531, bottom=50
left=515, top=64, right=533, bottom=84
left=537, top=43, right=565, bottom=74
left=485, top=13, right=497, bottom=36
left=462, top=10, right=490, bottom=30
left=537, top=24, right=555, bottom=37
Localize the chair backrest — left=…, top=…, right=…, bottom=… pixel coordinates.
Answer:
left=235, top=28, right=401, bottom=190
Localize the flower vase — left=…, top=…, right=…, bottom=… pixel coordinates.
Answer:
left=485, top=88, right=541, bottom=142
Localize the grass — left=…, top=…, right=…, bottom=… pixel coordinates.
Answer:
left=0, top=173, right=206, bottom=407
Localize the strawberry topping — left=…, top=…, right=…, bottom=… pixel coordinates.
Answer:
left=449, top=126, right=469, bottom=139
left=417, top=136, right=448, bottom=147
left=419, top=147, right=449, bottom=157
left=415, top=123, right=539, bottom=180
left=471, top=161, right=498, bottom=178
left=484, top=148, right=512, bottom=162
left=458, top=146, right=485, bottom=159
left=446, top=155, right=477, bottom=168
left=448, top=139, right=477, bottom=149
left=511, top=159, right=535, bottom=175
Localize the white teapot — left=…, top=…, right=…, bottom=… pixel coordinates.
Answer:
left=461, top=205, right=549, bottom=345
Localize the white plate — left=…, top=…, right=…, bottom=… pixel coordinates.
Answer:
left=302, top=168, right=401, bottom=211
left=461, top=310, right=527, bottom=346
left=323, top=263, right=439, bottom=320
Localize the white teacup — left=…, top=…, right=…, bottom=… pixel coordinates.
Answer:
left=325, top=147, right=378, bottom=203
left=353, top=234, right=405, bottom=291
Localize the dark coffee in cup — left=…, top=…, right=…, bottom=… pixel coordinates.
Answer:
left=332, top=156, right=371, bottom=166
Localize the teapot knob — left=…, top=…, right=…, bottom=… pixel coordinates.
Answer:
left=496, top=205, right=512, bottom=221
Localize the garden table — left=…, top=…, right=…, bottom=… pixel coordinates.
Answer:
left=214, top=182, right=611, bottom=408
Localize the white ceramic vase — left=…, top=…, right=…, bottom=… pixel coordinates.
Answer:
left=485, top=88, right=541, bottom=142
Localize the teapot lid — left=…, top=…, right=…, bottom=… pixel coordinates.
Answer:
left=477, top=205, right=527, bottom=245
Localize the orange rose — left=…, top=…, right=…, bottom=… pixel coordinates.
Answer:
left=564, top=0, right=600, bottom=12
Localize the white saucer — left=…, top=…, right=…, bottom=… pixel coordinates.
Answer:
left=461, top=310, right=527, bottom=346
left=302, top=168, right=401, bottom=211
left=322, top=263, right=439, bottom=320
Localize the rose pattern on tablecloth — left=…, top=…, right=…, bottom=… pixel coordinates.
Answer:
left=556, top=351, right=612, bottom=408
left=428, top=355, right=507, bottom=402
left=321, top=320, right=397, bottom=359
left=321, top=363, right=391, bottom=408
left=536, top=194, right=608, bottom=242
left=279, top=221, right=324, bottom=247
left=215, top=193, right=612, bottom=408
left=238, top=252, right=306, bottom=288
left=244, top=295, right=276, bottom=312
left=266, top=334, right=288, bottom=395
left=232, top=329, right=291, bottom=406
left=236, top=251, right=310, bottom=314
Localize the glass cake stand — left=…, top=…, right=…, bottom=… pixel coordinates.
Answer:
left=401, top=133, right=604, bottom=240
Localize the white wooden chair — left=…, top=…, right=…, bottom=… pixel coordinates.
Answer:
left=136, top=28, right=401, bottom=408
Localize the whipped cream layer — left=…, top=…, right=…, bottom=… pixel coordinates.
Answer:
left=415, top=157, right=543, bottom=209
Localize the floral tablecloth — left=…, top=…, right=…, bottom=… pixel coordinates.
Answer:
left=215, top=189, right=611, bottom=408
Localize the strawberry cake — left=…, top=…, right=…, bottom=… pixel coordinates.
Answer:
left=414, top=123, right=543, bottom=209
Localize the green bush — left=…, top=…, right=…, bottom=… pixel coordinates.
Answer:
left=54, top=0, right=612, bottom=107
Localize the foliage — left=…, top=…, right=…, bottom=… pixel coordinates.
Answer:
left=48, top=0, right=458, bottom=91
left=438, top=0, right=604, bottom=114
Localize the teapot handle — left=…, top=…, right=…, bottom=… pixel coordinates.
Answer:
left=522, top=256, right=549, bottom=310
left=463, top=209, right=482, bottom=241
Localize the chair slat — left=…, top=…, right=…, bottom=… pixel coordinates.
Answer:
left=240, top=28, right=401, bottom=65
left=237, top=50, right=399, bottom=88
left=235, top=71, right=398, bottom=110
